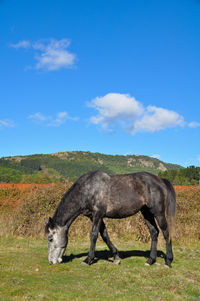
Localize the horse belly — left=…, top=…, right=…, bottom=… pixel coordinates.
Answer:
left=105, top=196, right=144, bottom=219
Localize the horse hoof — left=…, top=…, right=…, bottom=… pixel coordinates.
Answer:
left=145, top=258, right=155, bottom=266
left=164, top=264, right=171, bottom=268
left=81, top=261, right=89, bottom=266
left=145, top=262, right=150, bottom=266
left=114, top=259, right=121, bottom=265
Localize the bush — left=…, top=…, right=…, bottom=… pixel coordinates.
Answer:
left=0, top=184, right=66, bottom=238
left=0, top=184, right=200, bottom=244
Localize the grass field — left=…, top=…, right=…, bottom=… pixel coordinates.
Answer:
left=0, top=237, right=200, bottom=301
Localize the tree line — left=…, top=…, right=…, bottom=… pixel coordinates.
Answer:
left=158, top=166, right=200, bottom=185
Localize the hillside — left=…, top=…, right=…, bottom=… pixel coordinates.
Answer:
left=0, top=151, right=182, bottom=183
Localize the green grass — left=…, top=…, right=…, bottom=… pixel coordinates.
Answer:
left=0, top=237, right=199, bottom=300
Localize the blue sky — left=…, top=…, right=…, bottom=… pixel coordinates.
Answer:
left=0, top=0, right=200, bottom=167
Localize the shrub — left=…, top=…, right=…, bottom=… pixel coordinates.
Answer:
left=0, top=184, right=200, bottom=244
left=0, top=184, right=66, bottom=238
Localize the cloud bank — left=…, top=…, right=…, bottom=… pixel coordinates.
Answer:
left=88, top=93, right=197, bottom=134
left=11, top=39, right=76, bottom=71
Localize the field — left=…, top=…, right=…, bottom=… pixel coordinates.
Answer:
left=0, top=237, right=200, bottom=301
left=0, top=184, right=200, bottom=300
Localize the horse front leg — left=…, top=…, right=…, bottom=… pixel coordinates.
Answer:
left=82, top=215, right=102, bottom=265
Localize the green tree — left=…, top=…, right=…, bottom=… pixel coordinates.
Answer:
left=0, top=167, right=22, bottom=183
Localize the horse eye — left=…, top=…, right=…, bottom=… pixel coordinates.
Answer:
left=48, top=236, right=53, bottom=242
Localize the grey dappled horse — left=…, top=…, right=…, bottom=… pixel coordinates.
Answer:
left=45, top=171, right=176, bottom=267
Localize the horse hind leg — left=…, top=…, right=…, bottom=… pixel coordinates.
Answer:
left=141, top=207, right=159, bottom=266
left=99, top=220, right=121, bottom=264
left=155, top=215, right=173, bottom=268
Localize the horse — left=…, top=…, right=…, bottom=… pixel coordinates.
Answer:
left=45, top=170, right=176, bottom=267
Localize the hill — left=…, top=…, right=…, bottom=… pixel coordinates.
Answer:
left=0, top=151, right=182, bottom=183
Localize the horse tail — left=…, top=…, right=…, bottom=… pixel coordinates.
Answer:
left=162, top=178, right=176, bottom=241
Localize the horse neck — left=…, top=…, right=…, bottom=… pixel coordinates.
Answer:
left=53, top=191, right=81, bottom=229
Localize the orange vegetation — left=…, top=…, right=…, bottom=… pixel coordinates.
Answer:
left=0, top=184, right=200, bottom=210
left=0, top=183, right=53, bottom=209
left=1, top=183, right=199, bottom=191
left=0, top=183, right=52, bottom=190
left=174, top=185, right=200, bottom=191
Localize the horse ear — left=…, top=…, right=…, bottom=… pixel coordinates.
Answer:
left=49, top=217, right=56, bottom=229
left=44, top=217, right=49, bottom=225
left=44, top=217, right=55, bottom=227
left=44, top=217, right=55, bottom=233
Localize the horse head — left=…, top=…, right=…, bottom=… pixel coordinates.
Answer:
left=45, top=217, right=68, bottom=264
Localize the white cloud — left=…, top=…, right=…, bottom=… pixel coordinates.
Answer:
left=0, top=119, right=15, bottom=128
left=33, top=39, right=75, bottom=71
left=10, top=38, right=76, bottom=71
left=151, top=154, right=161, bottom=159
left=88, top=93, right=143, bottom=130
left=10, top=40, right=31, bottom=49
left=48, top=112, right=71, bottom=127
left=131, top=106, right=184, bottom=134
left=188, top=121, right=200, bottom=128
left=28, top=111, right=78, bottom=127
left=51, top=112, right=68, bottom=126
left=28, top=112, right=49, bottom=121
left=88, top=93, right=185, bottom=134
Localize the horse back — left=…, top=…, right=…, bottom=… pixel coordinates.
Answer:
left=81, top=171, right=168, bottom=219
